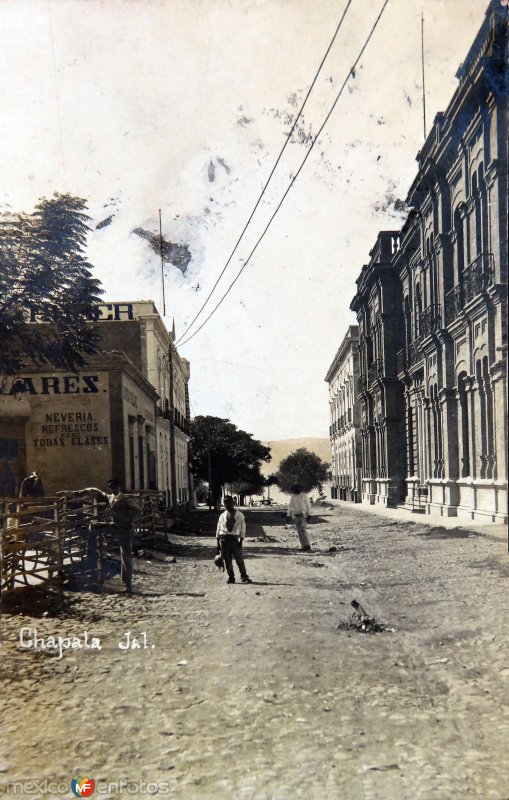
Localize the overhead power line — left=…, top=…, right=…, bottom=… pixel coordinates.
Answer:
left=177, top=0, right=390, bottom=349
left=175, top=0, right=354, bottom=345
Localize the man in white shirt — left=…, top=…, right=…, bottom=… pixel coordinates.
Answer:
left=287, top=484, right=312, bottom=551
left=216, top=495, right=252, bottom=584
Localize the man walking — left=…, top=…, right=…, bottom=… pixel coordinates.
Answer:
left=287, top=484, right=312, bottom=552
left=216, top=495, right=252, bottom=584
left=59, top=479, right=140, bottom=593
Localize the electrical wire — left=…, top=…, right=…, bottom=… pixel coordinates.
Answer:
left=175, top=0, right=354, bottom=345
left=177, top=0, right=390, bottom=349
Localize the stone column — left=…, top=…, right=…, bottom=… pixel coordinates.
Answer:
left=483, top=361, right=495, bottom=481
left=474, top=360, right=487, bottom=479
left=491, top=359, right=507, bottom=484
left=439, top=388, right=460, bottom=480
left=423, top=396, right=432, bottom=482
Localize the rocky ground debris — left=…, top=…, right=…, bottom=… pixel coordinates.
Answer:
left=1, top=505, right=508, bottom=799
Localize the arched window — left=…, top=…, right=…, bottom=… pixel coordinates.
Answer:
left=457, top=372, right=470, bottom=478
left=453, top=206, right=465, bottom=281
left=472, top=172, right=482, bottom=259
left=415, top=283, right=422, bottom=337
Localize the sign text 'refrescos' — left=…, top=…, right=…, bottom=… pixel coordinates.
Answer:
left=33, top=409, right=109, bottom=448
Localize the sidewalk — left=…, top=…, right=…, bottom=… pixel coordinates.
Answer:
left=326, top=497, right=508, bottom=540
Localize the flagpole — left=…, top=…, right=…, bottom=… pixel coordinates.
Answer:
left=421, top=10, right=427, bottom=140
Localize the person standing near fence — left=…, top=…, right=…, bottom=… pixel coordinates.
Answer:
left=58, top=479, right=141, bottom=593
left=287, top=484, right=312, bottom=552
left=20, top=471, right=45, bottom=498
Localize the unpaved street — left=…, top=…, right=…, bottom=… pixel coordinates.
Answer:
left=1, top=505, right=508, bottom=800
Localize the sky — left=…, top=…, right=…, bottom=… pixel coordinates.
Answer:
left=1, top=0, right=487, bottom=441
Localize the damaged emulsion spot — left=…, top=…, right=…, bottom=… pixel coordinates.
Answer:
left=208, top=158, right=232, bottom=182
left=96, top=215, right=113, bottom=230
left=217, top=157, right=231, bottom=174
left=133, top=227, right=192, bottom=275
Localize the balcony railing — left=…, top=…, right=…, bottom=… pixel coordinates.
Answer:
left=396, top=348, right=406, bottom=375
left=445, top=252, right=495, bottom=324
left=407, top=339, right=424, bottom=368
left=156, top=405, right=191, bottom=434
left=445, top=285, right=463, bottom=325
left=368, top=359, right=383, bottom=387
left=419, top=303, right=442, bottom=338
left=330, top=412, right=353, bottom=437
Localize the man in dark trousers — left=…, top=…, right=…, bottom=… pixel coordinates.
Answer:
left=216, top=495, right=252, bottom=585
left=59, top=479, right=141, bottom=593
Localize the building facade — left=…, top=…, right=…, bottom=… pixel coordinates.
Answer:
left=0, top=300, right=193, bottom=507
left=0, top=353, right=158, bottom=496
left=351, top=234, right=407, bottom=507
left=96, top=301, right=192, bottom=506
left=350, top=0, right=507, bottom=522
left=325, top=326, right=362, bottom=501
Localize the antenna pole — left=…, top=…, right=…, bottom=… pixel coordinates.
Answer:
left=421, top=10, right=427, bottom=140
left=159, top=208, right=166, bottom=316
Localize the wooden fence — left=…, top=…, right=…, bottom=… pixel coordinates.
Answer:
left=0, top=491, right=170, bottom=598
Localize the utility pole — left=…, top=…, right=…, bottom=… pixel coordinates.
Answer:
left=267, top=441, right=271, bottom=505
left=168, top=337, right=178, bottom=520
left=207, top=434, right=212, bottom=512
left=421, top=10, right=427, bottom=140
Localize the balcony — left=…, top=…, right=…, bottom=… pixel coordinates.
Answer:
left=368, top=358, right=394, bottom=386
left=407, top=339, right=424, bottom=369
left=156, top=405, right=190, bottom=435
left=419, top=303, right=442, bottom=338
left=396, top=348, right=406, bottom=375
left=445, top=253, right=495, bottom=324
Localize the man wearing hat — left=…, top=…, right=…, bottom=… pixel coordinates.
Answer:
left=59, top=479, right=141, bottom=593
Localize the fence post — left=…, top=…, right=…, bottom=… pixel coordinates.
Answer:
left=55, top=497, right=64, bottom=604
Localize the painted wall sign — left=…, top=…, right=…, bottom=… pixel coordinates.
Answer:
left=8, top=375, right=101, bottom=395
left=28, top=303, right=135, bottom=323
left=32, top=410, right=109, bottom=449
left=92, top=303, right=135, bottom=321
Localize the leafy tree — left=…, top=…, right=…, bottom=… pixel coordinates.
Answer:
left=276, top=448, right=329, bottom=494
left=0, top=193, right=103, bottom=376
left=190, top=416, right=271, bottom=509
left=229, top=466, right=266, bottom=504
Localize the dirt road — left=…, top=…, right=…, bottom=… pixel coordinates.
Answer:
left=1, top=505, right=508, bottom=799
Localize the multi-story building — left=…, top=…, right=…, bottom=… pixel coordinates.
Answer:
left=350, top=233, right=406, bottom=507
left=349, top=0, right=507, bottom=522
left=0, top=300, right=193, bottom=508
left=0, top=351, right=158, bottom=496
left=93, top=301, right=192, bottom=507
left=325, top=326, right=362, bottom=501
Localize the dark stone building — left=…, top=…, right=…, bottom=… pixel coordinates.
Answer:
left=350, top=0, right=507, bottom=521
